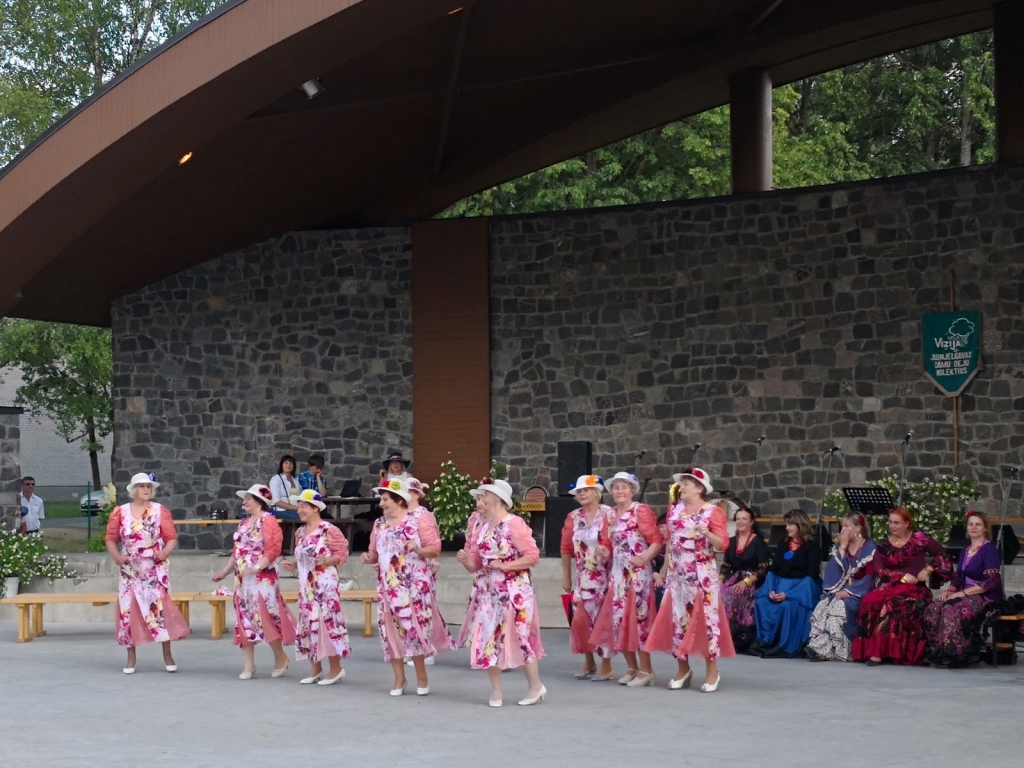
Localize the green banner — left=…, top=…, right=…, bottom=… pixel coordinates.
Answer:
left=921, top=311, right=981, bottom=396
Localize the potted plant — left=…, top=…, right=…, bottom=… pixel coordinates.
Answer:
left=0, top=527, right=77, bottom=599
left=428, top=460, right=476, bottom=551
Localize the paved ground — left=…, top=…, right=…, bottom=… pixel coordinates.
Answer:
left=1, top=620, right=1021, bottom=768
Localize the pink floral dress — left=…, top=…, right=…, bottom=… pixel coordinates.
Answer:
left=113, top=503, right=190, bottom=647
left=372, top=509, right=455, bottom=662
left=294, top=522, right=351, bottom=662
left=457, top=512, right=484, bottom=649
left=563, top=504, right=613, bottom=657
left=231, top=513, right=296, bottom=647
left=465, top=515, right=545, bottom=670
left=645, top=502, right=735, bottom=661
left=590, top=503, right=662, bottom=652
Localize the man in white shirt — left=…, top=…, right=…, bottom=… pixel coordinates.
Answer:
left=19, top=476, right=45, bottom=535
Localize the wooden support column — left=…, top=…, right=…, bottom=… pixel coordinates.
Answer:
left=411, top=218, right=491, bottom=485
left=729, top=68, right=773, bottom=193
left=995, top=1, right=1024, bottom=160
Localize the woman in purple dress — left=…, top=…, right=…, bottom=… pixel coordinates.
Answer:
left=719, top=502, right=770, bottom=654
left=924, top=512, right=1004, bottom=668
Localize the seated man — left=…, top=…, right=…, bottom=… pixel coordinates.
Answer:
left=298, top=453, right=329, bottom=497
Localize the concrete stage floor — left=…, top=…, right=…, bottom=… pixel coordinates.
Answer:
left=0, top=622, right=1020, bottom=768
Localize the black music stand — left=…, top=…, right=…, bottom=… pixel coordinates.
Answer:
left=841, top=487, right=895, bottom=516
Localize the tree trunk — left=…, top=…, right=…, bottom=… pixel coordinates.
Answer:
left=87, top=421, right=102, bottom=490
left=959, top=74, right=973, bottom=166
left=798, top=78, right=813, bottom=134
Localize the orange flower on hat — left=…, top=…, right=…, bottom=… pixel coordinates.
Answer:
left=586, top=475, right=598, bottom=486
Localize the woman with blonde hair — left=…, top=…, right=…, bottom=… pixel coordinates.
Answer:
left=751, top=509, right=821, bottom=658
left=212, top=484, right=296, bottom=679
left=105, top=472, right=190, bottom=673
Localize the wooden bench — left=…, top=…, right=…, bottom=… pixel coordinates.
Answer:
left=0, top=592, right=197, bottom=643
left=193, top=589, right=378, bottom=641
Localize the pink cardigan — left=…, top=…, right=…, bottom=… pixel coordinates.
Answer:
left=464, top=515, right=539, bottom=572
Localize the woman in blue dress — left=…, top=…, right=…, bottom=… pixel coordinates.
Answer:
left=751, top=509, right=821, bottom=658
left=806, top=513, right=875, bottom=661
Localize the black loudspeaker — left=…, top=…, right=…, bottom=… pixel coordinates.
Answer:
left=946, top=524, right=968, bottom=560
left=557, top=441, right=592, bottom=495
left=545, top=496, right=579, bottom=557
left=992, top=526, right=1020, bottom=565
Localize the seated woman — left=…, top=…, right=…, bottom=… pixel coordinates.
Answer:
left=719, top=502, right=770, bottom=653
left=852, top=507, right=952, bottom=667
left=752, top=509, right=821, bottom=658
left=924, top=511, right=1004, bottom=668
left=806, top=513, right=875, bottom=662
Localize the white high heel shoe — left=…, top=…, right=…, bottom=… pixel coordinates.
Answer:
left=700, top=675, right=721, bottom=693
left=165, top=664, right=177, bottom=673
left=390, top=682, right=407, bottom=697
left=416, top=686, right=430, bottom=696
left=271, top=660, right=289, bottom=678
left=123, top=667, right=136, bottom=675
left=300, top=674, right=323, bottom=685
left=668, top=670, right=693, bottom=690
left=518, top=685, right=547, bottom=706
left=239, top=668, right=256, bottom=680
left=488, top=698, right=503, bottom=708
left=317, top=669, right=346, bottom=686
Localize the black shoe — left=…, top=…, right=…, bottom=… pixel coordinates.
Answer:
left=806, top=650, right=826, bottom=662
left=864, top=658, right=882, bottom=667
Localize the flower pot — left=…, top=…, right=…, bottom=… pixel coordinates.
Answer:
left=2, top=577, right=18, bottom=600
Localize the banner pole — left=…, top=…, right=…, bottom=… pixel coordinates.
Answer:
left=949, top=266, right=958, bottom=467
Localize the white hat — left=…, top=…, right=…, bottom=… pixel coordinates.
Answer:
left=470, top=479, right=514, bottom=509
left=126, top=472, right=159, bottom=493
left=672, top=466, right=713, bottom=495
left=374, top=477, right=412, bottom=503
left=236, top=484, right=273, bottom=508
left=406, top=477, right=429, bottom=497
left=289, top=488, right=327, bottom=511
left=607, top=471, right=640, bottom=494
left=570, top=474, right=604, bottom=496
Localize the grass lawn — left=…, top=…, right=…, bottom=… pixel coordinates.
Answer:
left=42, top=528, right=91, bottom=553
left=42, top=502, right=90, bottom=520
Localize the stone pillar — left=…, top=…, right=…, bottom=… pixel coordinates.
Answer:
left=995, top=1, right=1024, bottom=160
left=0, top=407, right=23, bottom=531
left=729, top=68, right=773, bottom=193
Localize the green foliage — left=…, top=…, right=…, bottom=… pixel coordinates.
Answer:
left=0, top=319, right=113, bottom=488
left=0, top=529, right=77, bottom=596
left=443, top=32, right=995, bottom=217
left=824, top=472, right=981, bottom=543
left=427, top=460, right=476, bottom=541
left=0, top=0, right=222, bottom=163
left=85, top=483, right=119, bottom=552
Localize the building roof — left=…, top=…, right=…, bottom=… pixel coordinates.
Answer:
left=0, top=0, right=994, bottom=326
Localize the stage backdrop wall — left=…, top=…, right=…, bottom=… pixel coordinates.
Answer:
left=112, top=164, right=1024, bottom=517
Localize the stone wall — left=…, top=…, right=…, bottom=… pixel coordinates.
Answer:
left=112, top=230, right=413, bottom=517
left=113, top=164, right=1024, bottom=520
left=490, top=164, right=1024, bottom=514
left=0, top=408, right=23, bottom=531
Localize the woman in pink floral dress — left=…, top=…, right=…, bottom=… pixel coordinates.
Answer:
left=105, top=472, right=190, bottom=674
left=645, top=467, right=735, bottom=692
left=457, top=478, right=547, bottom=707
left=280, top=489, right=351, bottom=686
left=212, top=484, right=296, bottom=680
left=560, top=474, right=614, bottom=680
left=456, top=489, right=487, bottom=649
left=360, top=477, right=455, bottom=696
left=590, top=472, right=664, bottom=687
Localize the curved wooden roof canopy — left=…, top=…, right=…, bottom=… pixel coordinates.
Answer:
left=0, top=0, right=995, bottom=326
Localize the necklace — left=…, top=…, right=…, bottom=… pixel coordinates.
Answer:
left=735, top=531, right=754, bottom=555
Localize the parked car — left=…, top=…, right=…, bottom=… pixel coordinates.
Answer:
left=79, top=490, right=107, bottom=515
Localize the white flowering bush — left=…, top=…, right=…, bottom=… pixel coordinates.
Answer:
left=428, top=460, right=477, bottom=541
left=824, top=471, right=980, bottom=543
left=0, top=528, right=78, bottom=597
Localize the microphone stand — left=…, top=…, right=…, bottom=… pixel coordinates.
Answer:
left=817, top=449, right=838, bottom=548
left=691, top=444, right=701, bottom=466
left=750, top=437, right=765, bottom=511
left=898, top=434, right=911, bottom=507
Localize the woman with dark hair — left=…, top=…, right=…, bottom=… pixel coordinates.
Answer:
left=646, top=467, right=734, bottom=692
left=806, top=513, right=875, bottom=662
left=924, top=511, right=1004, bottom=668
left=751, top=509, right=821, bottom=658
left=212, top=484, right=296, bottom=679
left=852, top=507, right=952, bottom=666
left=719, top=501, right=771, bottom=654
left=269, top=455, right=300, bottom=520
left=360, top=477, right=454, bottom=696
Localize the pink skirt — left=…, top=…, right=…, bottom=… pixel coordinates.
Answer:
left=645, top=591, right=736, bottom=660
left=126, top=592, right=190, bottom=646
left=590, top=583, right=653, bottom=653
left=233, top=592, right=297, bottom=647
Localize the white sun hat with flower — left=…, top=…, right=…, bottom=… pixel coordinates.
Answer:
left=570, top=474, right=604, bottom=496
left=374, top=477, right=412, bottom=503
left=289, top=488, right=327, bottom=511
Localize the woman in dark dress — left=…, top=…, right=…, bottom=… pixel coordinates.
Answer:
left=752, top=509, right=821, bottom=658
left=924, top=511, right=1004, bottom=668
left=852, top=507, right=953, bottom=667
left=720, top=503, right=771, bottom=653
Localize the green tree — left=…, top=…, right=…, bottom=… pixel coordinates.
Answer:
left=0, top=0, right=221, bottom=163
left=0, top=320, right=113, bottom=490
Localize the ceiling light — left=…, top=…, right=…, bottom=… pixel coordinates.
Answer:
left=178, top=151, right=193, bottom=165
left=448, top=7, right=463, bottom=13
left=301, top=78, right=324, bottom=99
